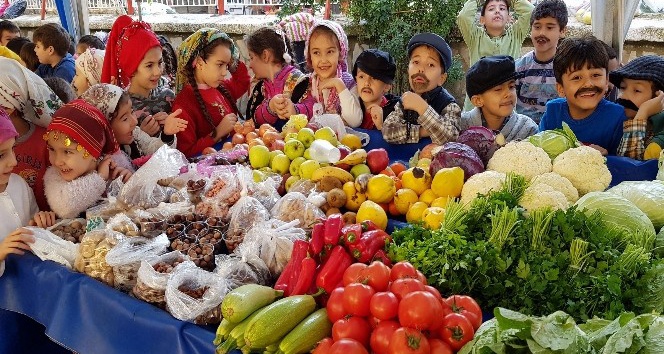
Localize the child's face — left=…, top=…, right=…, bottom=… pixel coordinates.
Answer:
left=111, top=99, right=138, bottom=145
left=356, top=68, right=391, bottom=106
left=0, top=137, right=17, bottom=189
left=46, top=133, right=97, bottom=182
left=0, top=30, right=18, bottom=47
left=309, top=32, right=340, bottom=79
left=130, top=47, right=163, bottom=94
left=474, top=80, right=517, bottom=120
left=194, top=44, right=231, bottom=89
left=34, top=41, right=53, bottom=64
left=248, top=50, right=270, bottom=80
left=71, top=65, right=89, bottom=97
left=531, top=17, right=564, bottom=55
left=556, top=64, right=608, bottom=119
left=408, top=45, right=447, bottom=94
left=618, top=78, right=654, bottom=119
left=480, top=0, right=511, bottom=33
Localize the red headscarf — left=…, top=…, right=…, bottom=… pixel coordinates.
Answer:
left=101, top=15, right=161, bottom=89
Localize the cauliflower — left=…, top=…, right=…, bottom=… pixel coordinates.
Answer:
left=552, top=146, right=611, bottom=196
left=531, top=172, right=579, bottom=203
left=487, top=141, right=552, bottom=181
left=519, top=183, right=569, bottom=212
left=460, top=171, right=507, bottom=205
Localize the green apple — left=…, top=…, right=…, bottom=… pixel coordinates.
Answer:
left=314, top=126, right=339, bottom=146
left=297, top=127, right=315, bottom=148
left=269, top=150, right=284, bottom=160
left=249, top=145, right=270, bottom=169
left=303, top=148, right=311, bottom=160
left=285, top=175, right=301, bottom=191
left=284, top=132, right=299, bottom=141
left=252, top=169, right=266, bottom=182
left=284, top=139, right=305, bottom=160
left=270, top=154, right=291, bottom=175
left=350, top=164, right=371, bottom=179
left=299, top=160, right=321, bottom=180
left=289, top=156, right=306, bottom=177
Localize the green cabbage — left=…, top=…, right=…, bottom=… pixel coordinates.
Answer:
left=608, top=181, right=664, bottom=229
left=529, top=122, right=580, bottom=159
left=575, top=192, right=656, bottom=240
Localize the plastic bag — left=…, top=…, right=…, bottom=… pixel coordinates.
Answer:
left=194, top=148, right=249, bottom=177
left=311, top=113, right=347, bottom=139
left=271, top=192, right=325, bottom=229
left=25, top=227, right=79, bottom=269
left=214, top=242, right=272, bottom=289
left=47, top=218, right=86, bottom=243
left=139, top=202, right=195, bottom=238
left=195, top=166, right=243, bottom=219
left=245, top=166, right=281, bottom=210
left=165, top=264, right=228, bottom=324
left=242, top=219, right=306, bottom=278
left=106, top=213, right=141, bottom=237
left=132, top=250, right=193, bottom=306
left=225, top=196, right=270, bottom=252
left=288, top=179, right=319, bottom=197
left=345, top=127, right=370, bottom=147
left=105, top=234, right=170, bottom=292
left=74, top=229, right=125, bottom=287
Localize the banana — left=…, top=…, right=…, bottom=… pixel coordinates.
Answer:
left=354, top=173, right=371, bottom=194
left=335, top=149, right=367, bottom=166
left=311, top=166, right=354, bottom=184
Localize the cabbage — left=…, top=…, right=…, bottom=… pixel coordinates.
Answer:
left=429, top=142, right=485, bottom=181
left=456, top=126, right=498, bottom=165
left=608, top=181, right=664, bottom=229
left=529, top=123, right=580, bottom=159
left=575, top=191, right=656, bottom=239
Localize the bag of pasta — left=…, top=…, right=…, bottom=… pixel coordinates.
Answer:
left=271, top=192, right=324, bottom=230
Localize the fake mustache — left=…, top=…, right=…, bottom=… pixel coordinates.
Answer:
left=410, top=73, right=430, bottom=85
left=575, top=86, right=603, bottom=98
left=534, top=36, right=548, bottom=42
left=616, top=98, right=639, bottom=111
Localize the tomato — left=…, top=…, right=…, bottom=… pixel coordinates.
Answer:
left=398, top=291, right=443, bottom=330
left=370, top=320, right=400, bottom=354
left=368, top=315, right=382, bottom=329
left=370, top=291, right=399, bottom=320
left=332, top=316, right=371, bottom=347
left=343, top=263, right=368, bottom=286
left=445, top=295, right=483, bottom=330
left=326, top=287, right=348, bottom=323
left=329, top=338, right=369, bottom=354
left=390, top=261, right=418, bottom=280
left=416, top=270, right=428, bottom=284
left=424, top=285, right=443, bottom=302
left=388, top=327, right=430, bottom=354
left=439, top=313, right=475, bottom=351
left=343, top=283, right=375, bottom=317
left=312, top=337, right=334, bottom=354
left=429, top=339, right=454, bottom=354
left=365, top=261, right=391, bottom=291
left=389, top=278, right=425, bottom=300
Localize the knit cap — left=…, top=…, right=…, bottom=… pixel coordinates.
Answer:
left=0, top=108, right=17, bottom=144
left=609, top=55, right=664, bottom=92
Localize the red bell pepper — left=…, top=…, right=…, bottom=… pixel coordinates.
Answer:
left=290, top=256, right=317, bottom=295
left=323, top=214, right=344, bottom=247
left=315, top=245, right=353, bottom=294
left=341, top=224, right=363, bottom=246
left=309, top=222, right=325, bottom=256
left=361, top=220, right=379, bottom=232
left=274, top=239, right=309, bottom=296
left=372, top=249, right=392, bottom=267
left=349, top=230, right=392, bottom=263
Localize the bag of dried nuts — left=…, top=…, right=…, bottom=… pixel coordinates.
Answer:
left=165, top=264, right=228, bottom=325
left=133, top=251, right=193, bottom=307
left=74, top=230, right=126, bottom=287
left=105, top=234, right=170, bottom=292
left=225, top=196, right=270, bottom=252
left=25, top=226, right=80, bottom=269
left=46, top=218, right=87, bottom=243
left=271, top=192, right=325, bottom=230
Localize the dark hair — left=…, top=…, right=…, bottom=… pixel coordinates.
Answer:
left=77, top=34, right=105, bottom=50
left=43, top=77, right=76, bottom=103
left=6, top=36, right=29, bottom=55
left=0, top=20, right=19, bottom=36
left=33, top=23, right=72, bottom=57
left=19, top=42, right=39, bottom=71
left=553, top=35, right=608, bottom=84
left=245, top=27, right=293, bottom=65
left=111, top=92, right=132, bottom=121
left=601, top=42, right=618, bottom=60
left=530, top=0, right=568, bottom=29
left=184, top=36, right=243, bottom=139
left=481, top=0, right=511, bottom=16
left=158, top=35, right=177, bottom=89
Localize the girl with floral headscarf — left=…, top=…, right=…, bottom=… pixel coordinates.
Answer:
left=72, top=47, right=105, bottom=97
left=0, top=57, right=62, bottom=211
left=173, top=28, right=250, bottom=157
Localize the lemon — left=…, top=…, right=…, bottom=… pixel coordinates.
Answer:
left=419, top=189, right=437, bottom=205
left=431, top=197, right=452, bottom=208
left=357, top=200, right=388, bottom=230
left=431, top=167, right=465, bottom=198
left=366, top=175, right=396, bottom=204
left=406, top=201, right=429, bottom=223
left=401, top=167, right=432, bottom=195
left=394, top=188, right=419, bottom=215
left=422, top=207, right=446, bottom=229
left=340, top=134, right=362, bottom=151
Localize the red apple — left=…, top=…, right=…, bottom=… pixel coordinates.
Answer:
left=271, top=139, right=286, bottom=151
left=367, top=148, right=389, bottom=174
left=338, top=144, right=351, bottom=159
left=277, top=173, right=290, bottom=196
left=305, top=122, right=319, bottom=132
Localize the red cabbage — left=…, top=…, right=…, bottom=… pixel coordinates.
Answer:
left=456, top=126, right=498, bottom=165
left=429, top=142, right=485, bottom=181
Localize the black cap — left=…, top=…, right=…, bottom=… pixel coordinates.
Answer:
left=352, top=49, right=397, bottom=84
left=407, top=33, right=452, bottom=72
left=609, top=55, right=664, bottom=92
left=466, top=55, right=522, bottom=97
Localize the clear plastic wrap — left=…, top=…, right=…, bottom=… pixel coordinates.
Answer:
left=225, top=196, right=270, bottom=252
left=311, top=113, right=347, bottom=139
left=242, top=219, right=307, bottom=278
left=132, top=250, right=193, bottom=307
left=194, top=147, right=249, bottom=177
left=106, top=213, right=141, bottom=237
left=165, top=264, right=228, bottom=325
left=287, top=179, right=319, bottom=197
left=271, top=192, right=325, bottom=230
left=25, top=227, right=80, bottom=269
left=214, top=242, right=272, bottom=290
left=105, top=234, right=170, bottom=292
left=47, top=218, right=87, bottom=243
left=74, top=229, right=126, bottom=287
left=194, top=166, right=243, bottom=219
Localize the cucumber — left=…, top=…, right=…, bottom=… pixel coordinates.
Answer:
left=214, top=318, right=237, bottom=346
left=277, top=308, right=332, bottom=354
left=218, top=309, right=262, bottom=354
left=222, top=284, right=284, bottom=324
left=243, top=295, right=317, bottom=350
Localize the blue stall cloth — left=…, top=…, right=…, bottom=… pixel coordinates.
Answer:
left=606, top=156, right=658, bottom=186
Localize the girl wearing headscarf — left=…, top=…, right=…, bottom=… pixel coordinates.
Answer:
left=172, top=28, right=250, bottom=157
left=0, top=57, right=62, bottom=211
left=305, top=20, right=362, bottom=127
left=72, top=47, right=105, bottom=97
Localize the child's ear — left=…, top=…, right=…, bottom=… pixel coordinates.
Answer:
left=438, top=72, right=448, bottom=86
left=471, top=95, right=484, bottom=107
left=556, top=82, right=566, bottom=98
left=383, top=84, right=392, bottom=94
left=261, top=49, right=271, bottom=62
left=47, top=46, right=55, bottom=55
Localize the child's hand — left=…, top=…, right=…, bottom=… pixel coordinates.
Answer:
left=274, top=95, right=296, bottom=119
left=110, top=165, right=133, bottom=183
left=97, top=156, right=113, bottom=180
left=161, top=109, right=188, bottom=135
left=32, top=212, right=57, bottom=228
left=401, top=92, right=428, bottom=116
left=0, top=228, right=35, bottom=261
left=140, top=115, right=161, bottom=136
left=215, top=113, right=238, bottom=141
left=269, top=95, right=289, bottom=118
left=588, top=144, right=608, bottom=156
left=367, top=104, right=384, bottom=130
left=637, top=91, right=664, bottom=120
left=318, top=78, right=346, bottom=93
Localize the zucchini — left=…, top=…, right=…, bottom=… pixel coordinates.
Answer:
left=277, top=308, right=332, bottom=354
left=214, top=318, right=237, bottom=346
left=222, top=284, right=284, bottom=324
left=243, top=295, right=317, bottom=350
left=217, top=309, right=262, bottom=354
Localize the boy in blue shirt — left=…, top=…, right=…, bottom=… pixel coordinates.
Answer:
left=33, top=23, right=75, bottom=83
left=539, top=35, right=626, bottom=156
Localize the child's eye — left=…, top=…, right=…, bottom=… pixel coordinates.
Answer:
left=46, top=146, right=54, bottom=152
left=428, top=63, right=435, bottom=68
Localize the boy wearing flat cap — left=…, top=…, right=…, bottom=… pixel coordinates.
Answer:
left=352, top=49, right=399, bottom=130
left=609, top=55, right=664, bottom=160
left=461, top=55, right=537, bottom=142
left=383, top=33, right=460, bottom=144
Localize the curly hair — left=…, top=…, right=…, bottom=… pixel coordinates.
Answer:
left=158, top=35, right=177, bottom=88
left=245, top=27, right=293, bottom=65
left=530, top=0, right=568, bottom=29
left=33, top=23, right=71, bottom=57
left=553, top=35, right=608, bottom=84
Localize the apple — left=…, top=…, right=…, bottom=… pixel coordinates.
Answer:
left=350, top=164, right=371, bottom=179
left=221, top=142, right=233, bottom=151
left=249, top=145, right=271, bottom=169
left=297, top=127, right=315, bottom=148
left=258, top=123, right=274, bottom=137
left=285, top=175, right=301, bottom=192
left=314, top=126, right=338, bottom=146
left=305, top=122, right=319, bottom=132
left=284, top=132, right=299, bottom=142
left=202, top=147, right=217, bottom=155
left=270, top=139, right=285, bottom=152
left=284, top=139, right=305, bottom=160
left=231, top=133, right=245, bottom=145
left=245, top=131, right=259, bottom=143
left=278, top=173, right=291, bottom=195
left=252, top=169, right=265, bottom=182
left=263, top=131, right=280, bottom=146
left=248, top=139, right=265, bottom=149
left=337, top=144, right=350, bottom=159
left=366, top=148, right=389, bottom=174
left=289, top=156, right=306, bottom=177
left=303, top=148, right=312, bottom=160
left=299, top=160, right=321, bottom=180
left=282, top=124, right=299, bottom=135
left=269, top=150, right=284, bottom=160
left=270, top=154, right=291, bottom=175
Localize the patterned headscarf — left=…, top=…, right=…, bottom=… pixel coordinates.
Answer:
left=175, top=28, right=238, bottom=94
left=80, top=83, right=124, bottom=121
left=304, top=20, right=350, bottom=74
left=76, top=48, right=106, bottom=87
left=0, top=57, right=62, bottom=127
left=101, top=15, right=161, bottom=89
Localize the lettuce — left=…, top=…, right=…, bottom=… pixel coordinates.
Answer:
left=574, top=192, right=656, bottom=241
left=529, top=123, right=580, bottom=159
left=608, top=181, right=664, bottom=229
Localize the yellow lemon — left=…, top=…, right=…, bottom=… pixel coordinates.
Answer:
left=394, top=188, right=419, bottom=215
left=366, top=174, right=396, bottom=204
left=406, top=201, right=429, bottom=223
left=431, top=197, right=452, bottom=208
left=340, top=134, right=363, bottom=151
left=344, top=181, right=367, bottom=211
left=419, top=189, right=437, bottom=205
left=431, top=167, right=465, bottom=198
left=357, top=200, right=388, bottom=230
left=422, top=207, right=446, bottom=229
left=401, top=167, right=432, bottom=195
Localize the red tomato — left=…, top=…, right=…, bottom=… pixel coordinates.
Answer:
left=390, top=261, right=418, bottom=280
left=364, top=261, right=391, bottom=291
left=370, top=291, right=399, bottom=320
left=445, top=295, right=483, bottom=330
left=389, top=278, right=425, bottom=300
left=424, top=285, right=443, bottom=302
left=329, top=338, right=369, bottom=354
left=326, top=287, right=348, bottom=323
left=370, top=320, right=400, bottom=354
left=343, top=283, right=375, bottom=317
left=343, top=263, right=368, bottom=286
left=332, top=317, right=371, bottom=347
left=416, top=270, right=428, bottom=284
left=312, top=337, right=334, bottom=354
left=368, top=315, right=382, bottom=329
left=439, top=313, right=475, bottom=351
left=429, top=339, right=454, bottom=354
left=388, top=327, right=430, bottom=354
left=398, top=291, right=443, bottom=330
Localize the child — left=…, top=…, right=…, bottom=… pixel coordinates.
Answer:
left=305, top=20, right=362, bottom=127
left=540, top=35, right=626, bottom=156
left=278, top=12, right=315, bottom=71
left=0, top=57, right=62, bottom=211
left=75, top=34, right=105, bottom=56
left=157, top=35, right=177, bottom=90
left=609, top=55, right=664, bottom=160
left=461, top=55, right=537, bottom=142
left=352, top=48, right=399, bottom=130
left=72, top=47, right=105, bottom=97
left=19, top=42, right=38, bottom=71
left=245, top=26, right=313, bottom=130
left=33, top=23, right=75, bottom=82
left=81, top=83, right=185, bottom=170
left=0, top=19, right=19, bottom=47
left=44, top=77, right=76, bottom=103
left=457, top=0, right=534, bottom=110
left=0, top=109, right=37, bottom=278
left=515, top=0, right=567, bottom=123
left=173, top=28, right=250, bottom=157
left=603, top=42, right=620, bottom=102
left=383, top=33, right=461, bottom=144
left=6, top=36, right=29, bottom=56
